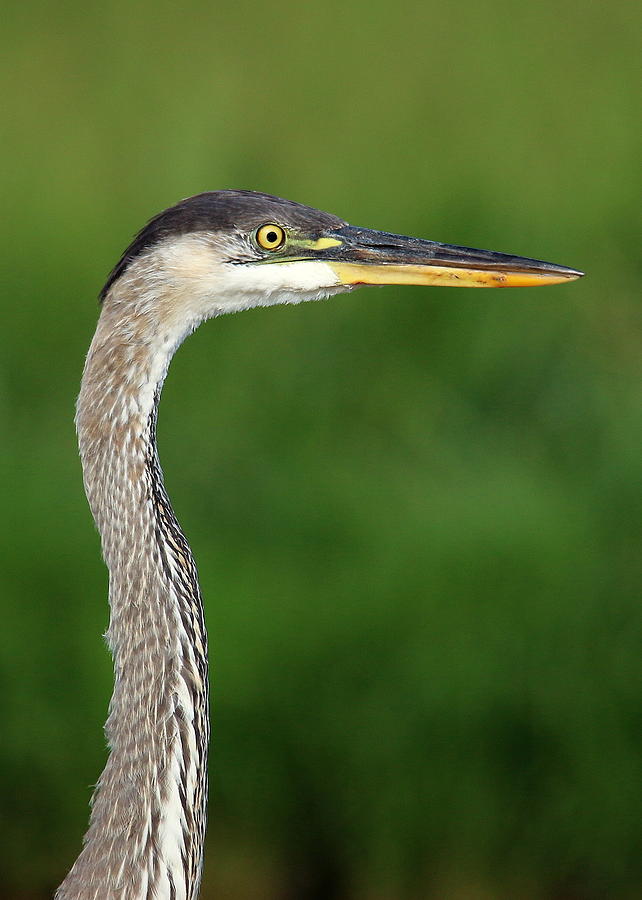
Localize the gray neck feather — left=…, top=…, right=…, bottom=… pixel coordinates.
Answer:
left=56, top=277, right=209, bottom=900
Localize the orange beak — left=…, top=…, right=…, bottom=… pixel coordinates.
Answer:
left=318, top=225, right=583, bottom=289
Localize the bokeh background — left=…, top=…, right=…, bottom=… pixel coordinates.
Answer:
left=1, top=1, right=641, bottom=897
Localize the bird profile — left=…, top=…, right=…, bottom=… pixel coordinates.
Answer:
left=56, top=190, right=583, bottom=900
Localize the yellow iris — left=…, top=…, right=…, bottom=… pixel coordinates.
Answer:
left=256, top=224, right=286, bottom=251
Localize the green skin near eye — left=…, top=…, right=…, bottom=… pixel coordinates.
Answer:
left=255, top=231, right=343, bottom=261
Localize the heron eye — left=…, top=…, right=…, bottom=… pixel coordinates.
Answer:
left=256, top=224, right=286, bottom=251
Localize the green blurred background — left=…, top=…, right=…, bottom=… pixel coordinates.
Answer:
left=1, top=0, right=640, bottom=897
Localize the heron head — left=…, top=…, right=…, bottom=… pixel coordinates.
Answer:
left=100, top=190, right=583, bottom=334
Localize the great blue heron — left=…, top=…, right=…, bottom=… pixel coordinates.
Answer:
left=55, top=190, right=582, bottom=899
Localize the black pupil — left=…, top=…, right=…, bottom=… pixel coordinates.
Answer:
left=266, top=230, right=278, bottom=244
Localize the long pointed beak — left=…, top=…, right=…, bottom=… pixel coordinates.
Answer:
left=322, top=225, right=583, bottom=288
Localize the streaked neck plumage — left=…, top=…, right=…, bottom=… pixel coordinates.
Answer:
left=57, top=223, right=343, bottom=900
left=56, top=253, right=210, bottom=900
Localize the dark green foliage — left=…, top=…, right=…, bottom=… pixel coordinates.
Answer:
left=0, top=1, right=640, bottom=896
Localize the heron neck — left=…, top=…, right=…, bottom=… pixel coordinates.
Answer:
left=59, top=305, right=209, bottom=900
